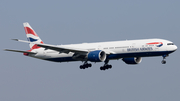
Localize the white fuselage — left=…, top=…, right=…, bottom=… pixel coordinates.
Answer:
left=29, top=38, right=177, bottom=62
left=5, top=22, right=178, bottom=70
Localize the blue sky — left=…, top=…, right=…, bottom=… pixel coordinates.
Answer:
left=1, top=0, right=180, bottom=101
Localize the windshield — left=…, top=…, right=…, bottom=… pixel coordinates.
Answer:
left=167, top=43, right=174, bottom=45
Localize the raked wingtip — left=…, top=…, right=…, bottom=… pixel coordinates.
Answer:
left=11, top=39, right=19, bottom=41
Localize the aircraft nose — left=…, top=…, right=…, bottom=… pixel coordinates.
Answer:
left=174, top=45, right=178, bottom=51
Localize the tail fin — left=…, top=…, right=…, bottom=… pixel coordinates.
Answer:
left=23, top=22, right=44, bottom=49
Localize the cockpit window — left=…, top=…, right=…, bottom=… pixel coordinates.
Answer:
left=167, top=43, right=174, bottom=45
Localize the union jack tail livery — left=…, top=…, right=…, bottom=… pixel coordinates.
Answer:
left=23, top=22, right=44, bottom=49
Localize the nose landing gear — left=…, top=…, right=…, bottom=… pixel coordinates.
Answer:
left=161, top=54, right=168, bottom=64
left=161, top=60, right=166, bottom=64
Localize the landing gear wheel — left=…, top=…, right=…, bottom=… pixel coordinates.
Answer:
left=80, top=62, right=92, bottom=69
left=108, top=65, right=112, bottom=69
left=100, top=65, right=112, bottom=70
left=80, top=65, right=85, bottom=69
left=100, top=66, right=105, bottom=70
left=100, top=60, right=112, bottom=70
left=161, top=54, right=168, bottom=64
left=161, top=60, right=166, bottom=64
left=87, top=63, right=92, bottom=67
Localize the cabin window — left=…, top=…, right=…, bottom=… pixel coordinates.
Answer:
left=147, top=45, right=154, bottom=47
left=115, top=46, right=129, bottom=49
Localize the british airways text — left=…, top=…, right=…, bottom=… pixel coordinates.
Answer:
left=127, top=47, right=153, bottom=51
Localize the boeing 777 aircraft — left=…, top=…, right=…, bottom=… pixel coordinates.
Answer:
left=5, top=22, right=178, bottom=70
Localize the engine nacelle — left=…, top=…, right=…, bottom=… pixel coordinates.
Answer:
left=122, top=57, right=142, bottom=64
left=87, top=50, right=106, bottom=62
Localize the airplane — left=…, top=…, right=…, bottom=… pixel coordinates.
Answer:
left=5, top=22, right=178, bottom=70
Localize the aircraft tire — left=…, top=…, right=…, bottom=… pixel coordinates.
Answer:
left=88, top=64, right=92, bottom=67
left=161, top=60, right=166, bottom=64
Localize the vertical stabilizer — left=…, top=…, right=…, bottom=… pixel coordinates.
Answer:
left=23, top=22, right=44, bottom=49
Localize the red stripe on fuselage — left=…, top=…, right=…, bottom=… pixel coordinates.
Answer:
left=24, top=27, right=38, bottom=36
left=146, top=42, right=163, bottom=45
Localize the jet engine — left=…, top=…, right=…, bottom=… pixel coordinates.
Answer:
left=122, top=57, right=142, bottom=64
left=87, top=50, right=106, bottom=62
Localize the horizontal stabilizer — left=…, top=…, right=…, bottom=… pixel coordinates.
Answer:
left=12, top=39, right=30, bottom=43
left=4, top=49, right=36, bottom=54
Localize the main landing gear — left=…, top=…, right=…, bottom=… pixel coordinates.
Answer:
left=80, top=61, right=92, bottom=69
left=161, top=54, right=168, bottom=64
left=100, top=60, right=112, bottom=70
left=79, top=60, right=112, bottom=70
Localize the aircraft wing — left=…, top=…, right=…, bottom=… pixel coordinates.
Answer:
left=13, top=39, right=89, bottom=54
left=12, top=39, right=114, bottom=55
left=37, top=44, right=89, bottom=54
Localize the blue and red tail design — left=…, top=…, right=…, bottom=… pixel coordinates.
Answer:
left=146, top=42, right=163, bottom=47
left=23, top=22, right=44, bottom=50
